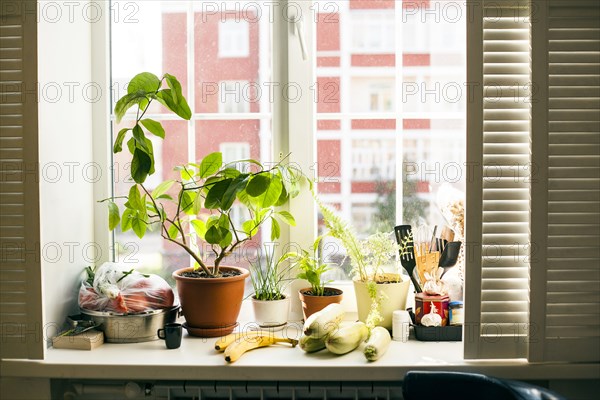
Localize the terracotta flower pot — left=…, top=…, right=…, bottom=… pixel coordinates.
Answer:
left=298, top=287, right=343, bottom=320
left=353, top=274, right=410, bottom=330
left=173, top=266, right=249, bottom=337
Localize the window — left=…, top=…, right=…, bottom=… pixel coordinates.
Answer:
left=218, top=81, right=251, bottom=114
left=218, top=19, right=249, bottom=58
left=111, top=1, right=271, bottom=277
left=110, top=2, right=467, bottom=289
left=351, top=11, right=395, bottom=53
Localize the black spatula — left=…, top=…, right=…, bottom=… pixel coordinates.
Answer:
left=439, top=241, right=462, bottom=278
left=394, top=225, right=422, bottom=293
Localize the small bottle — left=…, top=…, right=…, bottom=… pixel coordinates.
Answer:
left=449, top=301, right=464, bottom=325
left=392, top=310, right=411, bottom=342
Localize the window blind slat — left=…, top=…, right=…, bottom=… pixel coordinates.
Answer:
left=465, top=0, right=531, bottom=360
left=530, top=0, right=600, bottom=363
left=0, top=0, right=43, bottom=360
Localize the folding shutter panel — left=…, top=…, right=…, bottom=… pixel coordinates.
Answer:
left=529, top=0, right=600, bottom=362
left=0, top=0, right=43, bottom=359
left=465, top=0, right=531, bottom=359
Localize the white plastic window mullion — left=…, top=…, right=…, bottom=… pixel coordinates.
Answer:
left=394, top=1, right=404, bottom=228
left=92, top=1, right=112, bottom=264
left=286, top=0, right=316, bottom=320
left=186, top=2, right=198, bottom=258
left=339, top=1, right=352, bottom=222
left=186, top=2, right=196, bottom=165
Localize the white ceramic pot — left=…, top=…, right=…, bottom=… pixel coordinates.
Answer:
left=251, top=296, right=290, bottom=329
left=353, top=274, right=410, bottom=330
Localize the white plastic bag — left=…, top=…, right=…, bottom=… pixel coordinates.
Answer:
left=78, top=263, right=175, bottom=314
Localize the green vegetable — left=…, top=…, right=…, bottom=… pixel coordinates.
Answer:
left=364, top=326, right=392, bottom=361
left=325, top=321, right=368, bottom=355
left=299, top=335, right=327, bottom=353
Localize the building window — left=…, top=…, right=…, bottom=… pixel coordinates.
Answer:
left=218, top=19, right=249, bottom=58
left=220, top=142, right=250, bottom=164
left=351, top=11, right=395, bottom=53
left=218, top=81, right=251, bottom=114
left=351, top=139, right=395, bottom=181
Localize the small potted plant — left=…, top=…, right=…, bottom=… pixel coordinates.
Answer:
left=104, top=72, right=306, bottom=337
left=249, top=244, right=293, bottom=330
left=316, top=198, right=409, bottom=330
left=285, top=235, right=343, bottom=320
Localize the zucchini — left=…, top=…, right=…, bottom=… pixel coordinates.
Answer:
left=303, top=303, right=345, bottom=338
left=325, top=321, right=368, bottom=355
left=363, top=326, right=392, bottom=361
left=299, top=334, right=327, bottom=353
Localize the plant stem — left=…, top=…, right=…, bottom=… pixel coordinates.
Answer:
left=140, top=184, right=212, bottom=276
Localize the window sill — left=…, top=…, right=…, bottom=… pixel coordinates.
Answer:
left=2, top=323, right=598, bottom=382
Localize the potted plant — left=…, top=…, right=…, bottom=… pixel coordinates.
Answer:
left=285, top=235, right=343, bottom=320
left=316, top=198, right=409, bottom=330
left=104, top=72, right=306, bottom=337
left=249, top=244, right=293, bottom=330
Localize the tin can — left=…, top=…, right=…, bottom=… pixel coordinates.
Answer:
left=414, top=293, right=450, bottom=326
left=449, top=301, right=464, bottom=325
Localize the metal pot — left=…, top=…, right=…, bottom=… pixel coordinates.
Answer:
left=80, top=306, right=180, bottom=343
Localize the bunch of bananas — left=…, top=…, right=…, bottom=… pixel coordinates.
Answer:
left=215, top=331, right=298, bottom=363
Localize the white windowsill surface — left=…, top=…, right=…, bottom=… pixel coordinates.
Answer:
left=2, top=302, right=599, bottom=382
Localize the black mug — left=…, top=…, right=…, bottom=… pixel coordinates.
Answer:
left=157, top=323, right=182, bottom=349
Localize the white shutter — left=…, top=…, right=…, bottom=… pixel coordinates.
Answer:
left=529, top=0, right=600, bottom=362
left=0, top=0, right=43, bottom=359
left=465, top=0, right=531, bottom=359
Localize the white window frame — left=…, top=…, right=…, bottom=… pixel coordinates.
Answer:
left=218, top=19, right=250, bottom=58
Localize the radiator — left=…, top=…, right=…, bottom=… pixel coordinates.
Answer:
left=57, top=380, right=405, bottom=400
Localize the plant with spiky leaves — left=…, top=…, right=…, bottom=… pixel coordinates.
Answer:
left=101, top=72, right=308, bottom=277
left=315, top=195, right=400, bottom=283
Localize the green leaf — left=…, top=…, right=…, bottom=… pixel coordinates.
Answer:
left=128, top=186, right=143, bottom=211
left=193, top=189, right=203, bottom=214
left=242, top=220, right=259, bottom=237
left=131, top=217, right=146, bottom=239
left=127, top=72, right=161, bottom=94
left=167, top=223, right=180, bottom=240
left=206, top=215, right=220, bottom=229
left=219, top=230, right=233, bottom=248
left=156, top=89, right=192, bottom=120
left=237, top=188, right=253, bottom=209
left=218, top=214, right=230, bottom=229
left=275, top=184, right=288, bottom=206
left=180, top=191, right=196, bottom=215
left=131, top=147, right=152, bottom=183
left=221, top=168, right=241, bottom=179
left=205, top=225, right=222, bottom=245
left=199, top=152, right=223, bottom=179
left=132, top=125, right=150, bottom=154
left=271, top=217, right=281, bottom=241
left=190, top=219, right=207, bottom=239
left=246, top=174, right=271, bottom=197
left=221, top=174, right=249, bottom=211
left=114, top=90, right=148, bottom=123
left=121, top=209, right=134, bottom=232
left=276, top=211, right=296, bottom=226
left=151, top=180, right=175, bottom=198
left=164, top=73, right=184, bottom=104
left=204, top=178, right=232, bottom=209
left=140, top=119, right=165, bottom=139
left=108, top=202, right=120, bottom=231
left=255, top=175, right=282, bottom=208
left=156, top=194, right=173, bottom=200
left=180, top=166, right=194, bottom=181
left=113, top=128, right=129, bottom=153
